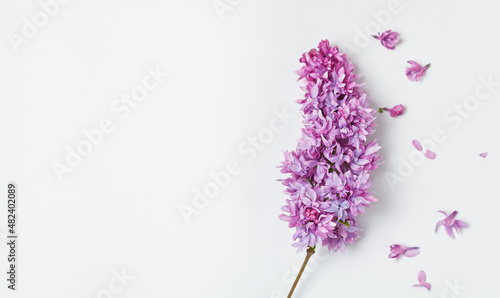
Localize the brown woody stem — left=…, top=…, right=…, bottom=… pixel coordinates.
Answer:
left=287, top=247, right=315, bottom=298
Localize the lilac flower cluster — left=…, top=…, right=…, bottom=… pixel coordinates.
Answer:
left=279, top=40, right=381, bottom=253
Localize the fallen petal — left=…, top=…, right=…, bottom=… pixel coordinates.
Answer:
left=424, top=150, right=436, bottom=159
left=417, top=270, right=427, bottom=283
left=479, top=152, right=488, bottom=158
left=438, top=210, right=448, bottom=216
left=445, top=226, right=455, bottom=239
left=403, top=247, right=420, bottom=258
left=454, top=220, right=468, bottom=228
left=435, top=220, right=443, bottom=233
left=406, top=61, right=430, bottom=82
left=413, top=271, right=431, bottom=291
left=407, top=60, right=420, bottom=68
left=412, top=140, right=422, bottom=151
left=388, top=244, right=404, bottom=259
left=413, top=283, right=431, bottom=291
left=421, top=282, right=431, bottom=291
left=373, top=30, right=400, bottom=50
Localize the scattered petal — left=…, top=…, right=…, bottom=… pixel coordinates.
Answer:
left=479, top=152, right=488, bottom=158
left=417, top=271, right=426, bottom=283
left=435, top=210, right=467, bottom=239
left=413, top=270, right=431, bottom=291
left=454, top=220, right=467, bottom=228
left=424, top=150, right=436, bottom=159
left=406, top=61, right=430, bottom=82
left=412, top=140, right=422, bottom=151
left=403, top=248, right=420, bottom=258
left=389, top=244, right=420, bottom=260
left=382, top=104, right=405, bottom=117
left=445, top=226, right=455, bottom=239
left=372, top=30, right=400, bottom=50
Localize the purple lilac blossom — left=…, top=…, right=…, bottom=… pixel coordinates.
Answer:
left=406, top=61, right=430, bottom=82
left=279, top=40, right=381, bottom=253
left=372, top=30, right=400, bottom=50
left=383, top=104, right=404, bottom=117
left=435, top=210, right=467, bottom=239
left=388, top=244, right=420, bottom=259
left=413, top=270, right=431, bottom=291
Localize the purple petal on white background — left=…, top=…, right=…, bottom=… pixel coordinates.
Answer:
left=412, top=139, right=422, bottom=151
left=417, top=270, right=426, bottom=283
left=424, top=150, right=436, bottom=159
left=403, top=247, right=420, bottom=257
left=445, top=226, right=455, bottom=239
left=413, top=270, right=431, bottom=291
left=455, top=220, right=468, bottom=228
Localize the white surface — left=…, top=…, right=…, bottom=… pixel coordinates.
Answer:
left=0, top=0, right=499, bottom=297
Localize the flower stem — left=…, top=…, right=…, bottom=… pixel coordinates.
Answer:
left=287, top=247, right=315, bottom=298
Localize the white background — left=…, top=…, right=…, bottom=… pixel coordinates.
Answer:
left=1, top=0, right=499, bottom=297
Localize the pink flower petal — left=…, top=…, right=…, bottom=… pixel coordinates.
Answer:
left=435, top=220, right=443, bottom=233
left=382, top=105, right=405, bottom=117
left=417, top=270, right=426, bottom=283
left=389, top=245, right=420, bottom=259
left=403, top=247, right=420, bottom=258
left=424, top=150, right=436, bottom=159
left=422, top=282, right=431, bottom=291
left=413, top=271, right=431, bottom=291
left=412, top=140, right=422, bottom=151
left=479, top=152, right=488, bottom=158
left=413, top=284, right=431, bottom=291
left=455, top=220, right=468, bottom=228
left=372, top=30, right=400, bottom=50
left=445, top=226, right=455, bottom=239
left=406, top=61, right=430, bottom=82
left=436, top=210, right=467, bottom=239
